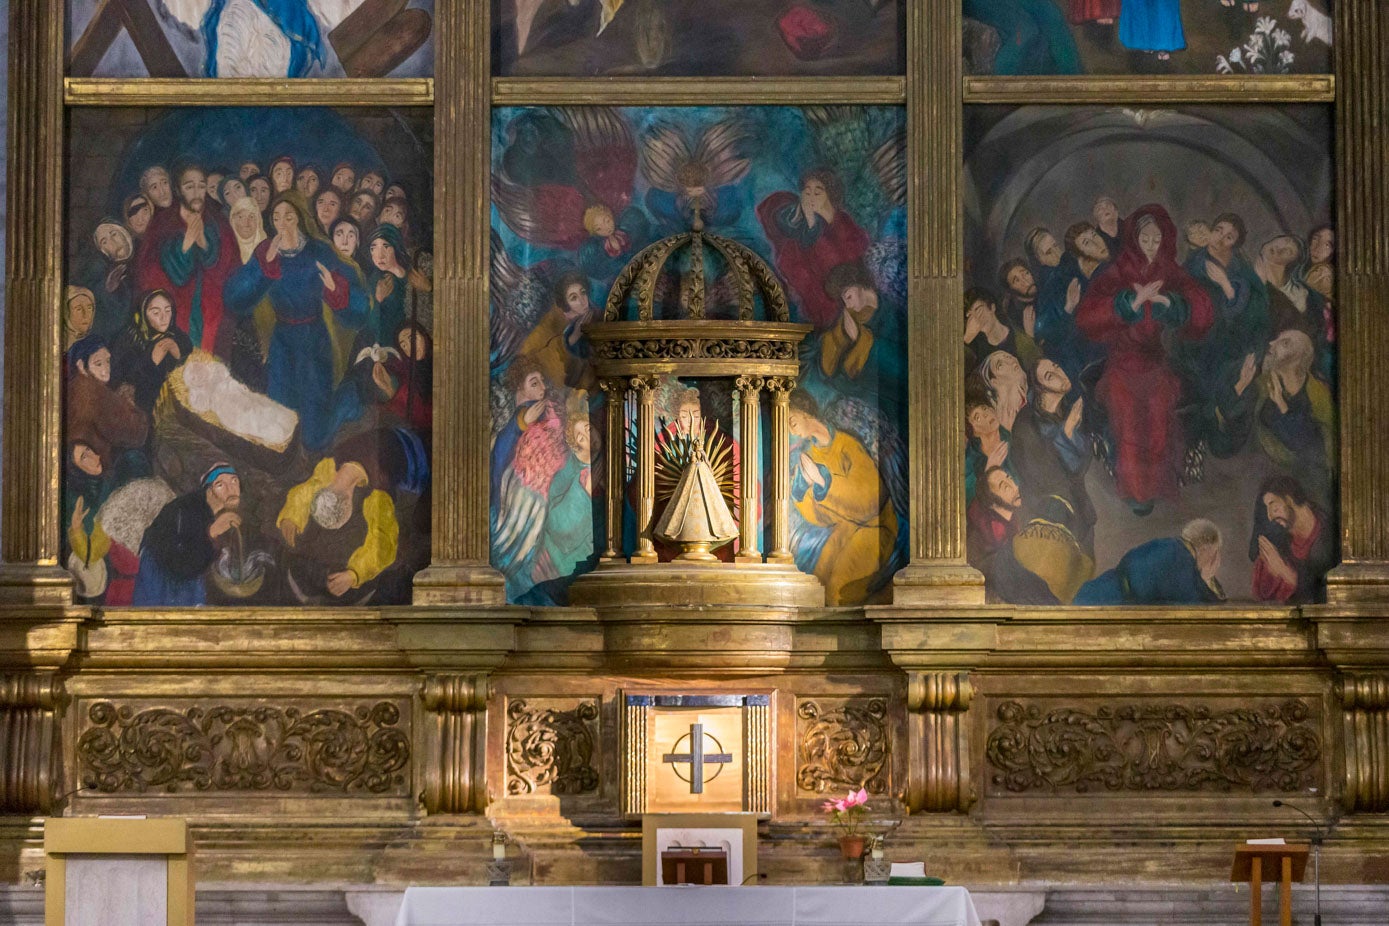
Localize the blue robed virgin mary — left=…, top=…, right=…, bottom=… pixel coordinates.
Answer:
left=164, top=0, right=326, bottom=77
left=1119, top=0, right=1186, bottom=54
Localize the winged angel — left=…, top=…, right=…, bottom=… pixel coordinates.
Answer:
left=493, top=107, right=646, bottom=284
left=488, top=229, right=605, bottom=603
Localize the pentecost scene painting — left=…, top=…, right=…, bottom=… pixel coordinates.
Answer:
left=67, top=0, right=435, bottom=78
left=490, top=105, right=909, bottom=606
left=494, top=0, right=904, bottom=76
left=963, top=0, right=1332, bottom=75
left=963, top=105, right=1336, bottom=606
left=62, top=106, right=434, bottom=607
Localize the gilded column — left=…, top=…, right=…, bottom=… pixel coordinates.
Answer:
left=1325, top=0, right=1389, bottom=603
left=633, top=377, right=657, bottom=563
left=735, top=376, right=763, bottom=563
left=905, top=672, right=975, bottom=814
left=421, top=675, right=490, bottom=814
left=0, top=673, right=64, bottom=814
left=413, top=0, right=506, bottom=604
left=766, top=378, right=794, bottom=564
left=890, top=0, right=985, bottom=605
left=0, top=0, right=71, bottom=605
left=622, top=696, right=649, bottom=816
left=600, top=379, right=626, bottom=562
left=1340, top=674, right=1389, bottom=813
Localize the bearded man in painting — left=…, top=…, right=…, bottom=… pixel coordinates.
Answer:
left=136, top=164, right=239, bottom=355
left=1250, top=475, right=1334, bottom=605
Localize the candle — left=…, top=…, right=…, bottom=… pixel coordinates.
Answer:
left=871, top=840, right=884, bottom=860
left=494, top=836, right=506, bottom=860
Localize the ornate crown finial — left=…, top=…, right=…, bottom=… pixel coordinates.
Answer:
left=603, top=217, right=789, bottom=324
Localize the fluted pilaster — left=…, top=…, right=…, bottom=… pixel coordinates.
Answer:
left=0, top=0, right=70, bottom=605
left=892, top=0, right=985, bottom=605
left=413, top=0, right=505, bottom=604
left=1325, top=0, right=1389, bottom=603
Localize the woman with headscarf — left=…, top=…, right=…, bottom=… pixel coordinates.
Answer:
left=366, top=223, right=415, bottom=346
left=64, top=439, right=114, bottom=603
left=87, top=218, right=137, bottom=338
left=66, top=335, right=150, bottom=479
left=112, top=289, right=193, bottom=411
left=64, top=285, right=97, bottom=352
left=327, top=216, right=374, bottom=379
left=219, top=176, right=249, bottom=209
left=226, top=195, right=276, bottom=386
left=225, top=191, right=369, bottom=450
left=1076, top=204, right=1213, bottom=514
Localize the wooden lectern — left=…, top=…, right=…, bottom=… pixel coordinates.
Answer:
left=1231, top=843, right=1309, bottom=926
left=44, top=817, right=194, bottom=926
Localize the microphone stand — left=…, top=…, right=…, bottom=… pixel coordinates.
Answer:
left=1272, top=799, right=1324, bottom=926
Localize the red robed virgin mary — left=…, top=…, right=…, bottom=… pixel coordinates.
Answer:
left=1076, top=204, right=1212, bottom=511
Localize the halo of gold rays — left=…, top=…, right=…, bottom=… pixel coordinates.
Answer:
left=654, top=419, right=737, bottom=513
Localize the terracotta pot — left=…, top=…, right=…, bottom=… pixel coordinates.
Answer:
left=838, top=835, right=867, bottom=859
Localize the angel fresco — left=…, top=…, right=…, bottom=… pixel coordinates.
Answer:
left=492, top=108, right=646, bottom=285
left=786, top=390, right=906, bottom=606
left=639, top=118, right=753, bottom=233
left=489, top=105, right=909, bottom=607
left=757, top=108, right=905, bottom=335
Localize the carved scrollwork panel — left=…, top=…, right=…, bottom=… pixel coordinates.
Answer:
left=505, top=698, right=600, bottom=797
left=984, top=699, right=1322, bottom=795
left=593, top=339, right=798, bottom=362
left=76, top=700, right=410, bottom=795
left=796, top=698, right=890, bottom=796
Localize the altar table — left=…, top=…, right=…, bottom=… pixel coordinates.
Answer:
left=395, top=886, right=983, bottom=926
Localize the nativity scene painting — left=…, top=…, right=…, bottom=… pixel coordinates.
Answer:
left=495, top=0, right=903, bottom=77
left=68, top=0, right=435, bottom=78
left=63, top=106, right=434, bottom=607
left=963, top=0, right=1332, bottom=75
left=490, top=105, right=908, bottom=607
left=963, top=105, right=1336, bottom=606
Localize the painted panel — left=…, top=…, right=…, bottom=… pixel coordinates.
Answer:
left=63, top=106, right=434, bottom=606
left=490, top=105, right=908, bottom=606
left=964, top=105, right=1336, bottom=605
left=495, top=1, right=904, bottom=77
left=963, top=0, right=1331, bottom=75
left=67, top=1, right=434, bottom=78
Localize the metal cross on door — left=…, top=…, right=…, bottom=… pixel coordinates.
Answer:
left=661, top=723, right=733, bottom=794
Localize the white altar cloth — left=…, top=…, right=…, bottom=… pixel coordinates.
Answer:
left=395, top=886, right=982, bottom=926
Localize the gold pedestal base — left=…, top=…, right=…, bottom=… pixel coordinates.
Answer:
left=411, top=563, right=506, bottom=606
left=890, top=562, right=987, bottom=606
left=568, top=561, right=824, bottom=609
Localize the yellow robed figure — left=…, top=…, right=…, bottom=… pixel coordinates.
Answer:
left=787, top=391, right=898, bottom=605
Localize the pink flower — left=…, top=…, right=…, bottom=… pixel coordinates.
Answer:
left=821, top=800, right=838, bottom=813
left=842, top=788, right=869, bottom=809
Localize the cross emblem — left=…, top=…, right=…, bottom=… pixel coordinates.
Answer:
left=661, top=723, right=733, bottom=794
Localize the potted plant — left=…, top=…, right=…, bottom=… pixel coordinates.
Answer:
left=821, top=787, right=871, bottom=859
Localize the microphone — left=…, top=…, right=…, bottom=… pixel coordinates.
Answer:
left=1272, top=799, right=1325, bottom=843
left=1272, top=799, right=1324, bottom=926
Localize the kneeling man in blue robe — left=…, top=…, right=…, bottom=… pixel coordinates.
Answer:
left=1074, top=518, right=1225, bottom=605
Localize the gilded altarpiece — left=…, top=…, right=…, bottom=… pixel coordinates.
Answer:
left=0, top=0, right=1388, bottom=900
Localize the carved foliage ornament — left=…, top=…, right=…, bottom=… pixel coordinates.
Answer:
left=985, top=700, right=1321, bottom=794
left=592, top=338, right=798, bottom=362
left=506, top=698, right=600, bottom=796
left=77, top=701, right=410, bottom=794
left=796, top=698, right=890, bottom=795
